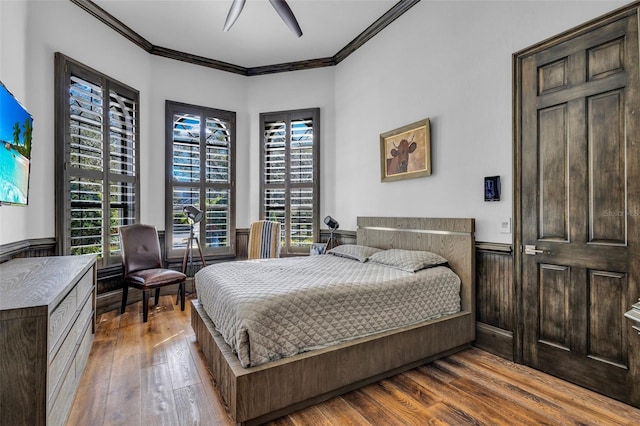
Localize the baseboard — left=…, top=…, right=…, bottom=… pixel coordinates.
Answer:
left=473, top=322, right=514, bottom=361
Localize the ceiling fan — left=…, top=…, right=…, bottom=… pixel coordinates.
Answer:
left=223, top=0, right=303, bottom=37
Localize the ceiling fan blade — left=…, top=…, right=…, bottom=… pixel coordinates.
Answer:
left=223, top=0, right=247, bottom=32
left=268, top=0, right=303, bottom=37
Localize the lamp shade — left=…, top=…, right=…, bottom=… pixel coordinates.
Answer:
left=183, top=205, right=204, bottom=223
left=324, top=215, right=339, bottom=230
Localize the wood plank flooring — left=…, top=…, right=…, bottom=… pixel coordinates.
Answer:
left=67, top=295, right=640, bottom=425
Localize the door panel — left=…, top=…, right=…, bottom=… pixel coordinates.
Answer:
left=538, top=58, right=568, bottom=94
left=587, top=37, right=624, bottom=81
left=538, top=264, right=570, bottom=349
left=519, top=11, right=640, bottom=406
left=539, top=106, right=569, bottom=241
left=588, top=90, right=626, bottom=244
left=589, top=270, right=627, bottom=366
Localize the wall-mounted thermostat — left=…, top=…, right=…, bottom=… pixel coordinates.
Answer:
left=484, top=176, right=500, bottom=201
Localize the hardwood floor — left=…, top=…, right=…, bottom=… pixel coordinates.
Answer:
left=67, top=295, right=640, bottom=425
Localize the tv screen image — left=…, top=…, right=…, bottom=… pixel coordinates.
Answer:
left=0, top=81, right=33, bottom=205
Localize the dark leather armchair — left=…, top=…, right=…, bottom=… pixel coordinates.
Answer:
left=119, top=224, right=186, bottom=322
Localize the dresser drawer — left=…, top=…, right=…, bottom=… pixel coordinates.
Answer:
left=77, top=294, right=93, bottom=335
left=75, top=269, right=94, bottom=310
left=49, top=297, right=93, bottom=399
left=49, top=322, right=77, bottom=401
left=47, top=271, right=93, bottom=401
left=48, top=358, right=76, bottom=426
left=75, top=320, right=94, bottom=378
left=49, top=287, right=77, bottom=352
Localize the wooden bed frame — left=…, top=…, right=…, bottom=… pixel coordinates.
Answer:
left=191, top=217, right=475, bottom=425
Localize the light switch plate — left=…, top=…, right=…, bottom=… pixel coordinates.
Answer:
left=500, top=217, right=511, bottom=234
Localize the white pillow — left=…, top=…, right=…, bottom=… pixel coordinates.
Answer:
left=368, top=248, right=448, bottom=272
left=327, top=244, right=382, bottom=263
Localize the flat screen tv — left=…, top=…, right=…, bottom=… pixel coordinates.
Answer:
left=0, top=81, right=33, bottom=205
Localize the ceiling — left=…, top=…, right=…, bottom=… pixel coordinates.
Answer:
left=83, top=0, right=411, bottom=73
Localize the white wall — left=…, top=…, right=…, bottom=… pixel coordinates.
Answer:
left=0, top=0, right=30, bottom=244
left=333, top=0, right=628, bottom=242
left=0, top=0, right=249, bottom=245
left=146, top=56, right=248, bottom=228
left=0, top=0, right=152, bottom=244
left=0, top=0, right=630, bottom=246
left=246, top=68, right=336, bottom=224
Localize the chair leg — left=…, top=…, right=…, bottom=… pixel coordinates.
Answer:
left=142, top=290, right=149, bottom=323
left=175, top=279, right=186, bottom=305
left=180, top=281, right=185, bottom=311
left=154, top=288, right=160, bottom=306
left=121, top=285, right=129, bottom=314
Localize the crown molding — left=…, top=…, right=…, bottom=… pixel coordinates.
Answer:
left=334, top=0, right=419, bottom=64
left=70, top=0, right=153, bottom=51
left=247, top=57, right=336, bottom=76
left=70, top=0, right=420, bottom=76
left=149, top=45, right=248, bottom=76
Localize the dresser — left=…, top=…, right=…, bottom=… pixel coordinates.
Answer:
left=0, top=255, right=96, bottom=426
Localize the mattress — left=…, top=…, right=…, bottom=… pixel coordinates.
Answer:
left=195, top=254, right=461, bottom=367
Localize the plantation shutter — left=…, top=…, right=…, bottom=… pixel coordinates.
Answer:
left=68, top=76, right=104, bottom=257
left=56, top=53, right=140, bottom=269
left=108, top=90, right=138, bottom=258
left=166, top=101, right=236, bottom=263
left=260, top=108, right=319, bottom=255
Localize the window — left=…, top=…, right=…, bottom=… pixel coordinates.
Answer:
left=55, top=53, right=140, bottom=269
left=260, top=108, right=319, bottom=255
left=165, top=101, right=236, bottom=260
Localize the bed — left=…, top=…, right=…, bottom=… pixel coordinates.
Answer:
left=191, top=217, right=475, bottom=425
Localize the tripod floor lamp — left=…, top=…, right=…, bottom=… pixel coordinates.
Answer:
left=181, top=205, right=207, bottom=276
left=178, top=205, right=207, bottom=304
left=324, top=215, right=339, bottom=250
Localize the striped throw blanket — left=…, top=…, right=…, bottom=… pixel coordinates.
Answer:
left=248, top=220, right=281, bottom=259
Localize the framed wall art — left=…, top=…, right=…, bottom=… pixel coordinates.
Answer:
left=380, top=118, right=431, bottom=182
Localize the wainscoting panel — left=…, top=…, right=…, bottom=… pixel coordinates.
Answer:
left=0, top=238, right=56, bottom=263
left=236, top=228, right=249, bottom=259
left=475, top=242, right=514, bottom=360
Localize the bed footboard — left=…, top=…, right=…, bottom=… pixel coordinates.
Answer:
left=192, top=299, right=473, bottom=425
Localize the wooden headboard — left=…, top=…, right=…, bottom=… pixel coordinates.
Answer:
left=357, top=217, right=475, bottom=315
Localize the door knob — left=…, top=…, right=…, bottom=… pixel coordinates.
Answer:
left=625, top=300, right=640, bottom=335
left=524, top=245, right=546, bottom=255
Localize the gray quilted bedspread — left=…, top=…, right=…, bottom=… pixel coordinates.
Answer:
left=195, top=255, right=461, bottom=367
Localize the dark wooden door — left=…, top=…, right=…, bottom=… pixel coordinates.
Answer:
left=519, top=10, right=640, bottom=406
